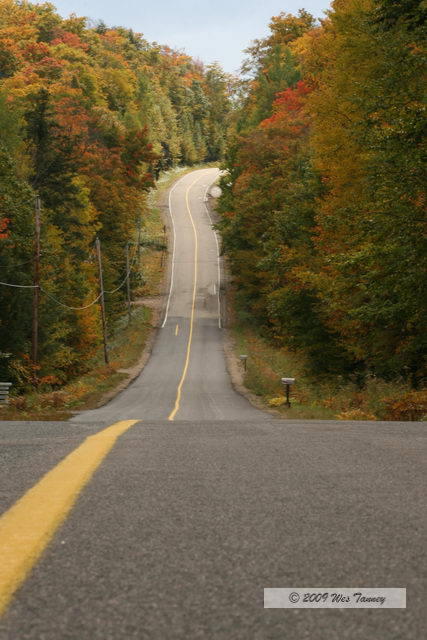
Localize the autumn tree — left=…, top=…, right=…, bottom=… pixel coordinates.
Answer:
left=0, top=0, right=232, bottom=388
left=218, top=0, right=426, bottom=383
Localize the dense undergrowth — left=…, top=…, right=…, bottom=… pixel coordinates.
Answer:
left=1, top=305, right=151, bottom=420
left=230, top=292, right=427, bottom=422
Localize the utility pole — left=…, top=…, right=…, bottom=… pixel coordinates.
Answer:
left=136, top=218, right=142, bottom=263
left=95, top=237, right=109, bottom=365
left=161, top=224, right=166, bottom=267
left=126, top=242, right=132, bottom=324
left=137, top=219, right=145, bottom=289
left=31, top=196, right=41, bottom=364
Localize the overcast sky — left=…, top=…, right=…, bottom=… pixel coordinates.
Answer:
left=50, top=0, right=331, bottom=73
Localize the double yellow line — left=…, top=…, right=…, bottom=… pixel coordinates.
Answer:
left=0, top=419, right=138, bottom=616
left=167, top=174, right=204, bottom=421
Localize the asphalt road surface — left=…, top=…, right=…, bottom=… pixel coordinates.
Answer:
left=0, top=169, right=426, bottom=639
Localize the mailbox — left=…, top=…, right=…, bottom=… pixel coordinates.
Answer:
left=281, top=377, right=296, bottom=407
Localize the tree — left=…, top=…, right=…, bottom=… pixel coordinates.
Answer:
left=0, top=0, right=232, bottom=388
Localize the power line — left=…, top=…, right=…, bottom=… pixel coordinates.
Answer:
left=40, top=287, right=103, bottom=310
left=104, top=274, right=131, bottom=295
left=0, top=281, right=103, bottom=309
left=104, top=247, right=138, bottom=295
left=0, top=281, right=37, bottom=288
left=0, top=244, right=140, bottom=305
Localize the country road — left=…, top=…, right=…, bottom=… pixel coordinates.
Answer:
left=72, top=167, right=264, bottom=422
left=0, top=168, right=426, bottom=639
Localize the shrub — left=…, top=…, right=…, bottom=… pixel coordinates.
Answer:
left=382, top=390, right=427, bottom=422
left=268, top=396, right=286, bottom=407
left=39, top=391, right=72, bottom=409
left=336, top=409, right=377, bottom=421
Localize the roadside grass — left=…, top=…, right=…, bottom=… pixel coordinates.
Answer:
left=1, top=164, right=213, bottom=421
left=229, top=296, right=422, bottom=421
left=1, top=304, right=152, bottom=421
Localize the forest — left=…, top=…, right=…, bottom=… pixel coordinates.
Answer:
left=218, top=0, right=426, bottom=389
left=0, top=0, right=426, bottom=405
left=0, top=0, right=230, bottom=390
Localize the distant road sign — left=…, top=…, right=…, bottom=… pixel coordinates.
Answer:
left=210, top=186, right=222, bottom=198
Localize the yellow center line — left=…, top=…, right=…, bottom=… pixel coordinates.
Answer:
left=0, top=419, right=138, bottom=617
left=168, top=173, right=206, bottom=421
left=175, top=324, right=179, bottom=336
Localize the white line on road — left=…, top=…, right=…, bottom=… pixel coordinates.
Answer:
left=163, top=170, right=221, bottom=330
left=204, top=193, right=222, bottom=329
left=161, top=173, right=192, bottom=328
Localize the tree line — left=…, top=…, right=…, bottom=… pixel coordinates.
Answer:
left=0, top=0, right=231, bottom=389
left=218, top=0, right=426, bottom=386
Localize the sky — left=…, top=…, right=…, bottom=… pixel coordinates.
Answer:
left=50, top=0, right=331, bottom=74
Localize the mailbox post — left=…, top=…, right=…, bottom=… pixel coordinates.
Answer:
left=281, top=377, right=295, bottom=408
left=239, top=355, right=248, bottom=371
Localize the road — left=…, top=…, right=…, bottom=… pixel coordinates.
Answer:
left=0, top=168, right=426, bottom=639
left=72, top=168, right=262, bottom=422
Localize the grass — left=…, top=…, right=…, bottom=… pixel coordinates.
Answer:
left=229, top=294, right=419, bottom=421
left=1, top=305, right=152, bottom=420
